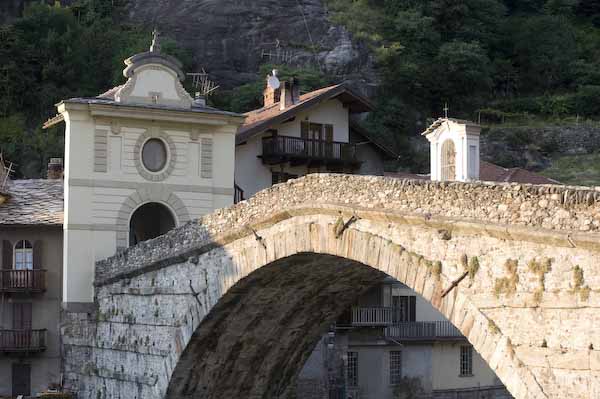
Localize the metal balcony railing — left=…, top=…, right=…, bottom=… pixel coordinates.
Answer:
left=234, top=183, right=245, bottom=204
left=351, top=307, right=393, bottom=326
left=0, top=329, right=47, bottom=353
left=262, top=135, right=358, bottom=166
left=385, top=321, right=463, bottom=340
left=0, top=269, right=46, bottom=292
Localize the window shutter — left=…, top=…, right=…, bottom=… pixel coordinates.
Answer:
left=409, top=296, right=416, bottom=322
left=2, top=240, right=12, bottom=269
left=325, top=124, right=333, bottom=142
left=300, top=121, right=309, bottom=139
left=32, top=241, right=42, bottom=270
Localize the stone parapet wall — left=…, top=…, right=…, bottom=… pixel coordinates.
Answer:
left=433, top=385, right=513, bottom=399
left=95, top=174, right=600, bottom=286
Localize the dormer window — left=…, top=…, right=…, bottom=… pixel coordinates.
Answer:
left=142, top=138, right=168, bottom=172
left=14, top=240, right=33, bottom=270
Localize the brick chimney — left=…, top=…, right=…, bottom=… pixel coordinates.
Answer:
left=47, top=158, right=63, bottom=180
left=279, top=78, right=300, bottom=111
left=263, top=70, right=281, bottom=107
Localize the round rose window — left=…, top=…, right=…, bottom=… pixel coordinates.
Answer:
left=142, top=138, right=168, bottom=172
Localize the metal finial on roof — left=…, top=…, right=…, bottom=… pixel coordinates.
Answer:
left=444, top=102, right=449, bottom=119
left=150, top=28, right=161, bottom=53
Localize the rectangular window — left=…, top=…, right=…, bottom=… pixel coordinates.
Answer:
left=390, top=351, right=402, bottom=385
left=392, top=295, right=416, bottom=322
left=347, top=351, right=358, bottom=387
left=460, top=345, right=473, bottom=376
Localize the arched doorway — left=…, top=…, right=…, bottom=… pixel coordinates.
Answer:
left=129, top=202, right=176, bottom=246
left=440, top=139, right=456, bottom=181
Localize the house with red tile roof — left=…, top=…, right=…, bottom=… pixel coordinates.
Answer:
left=234, top=71, right=397, bottom=199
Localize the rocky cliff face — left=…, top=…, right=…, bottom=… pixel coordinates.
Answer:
left=481, top=124, right=600, bottom=170
left=124, top=0, right=375, bottom=89
left=0, top=0, right=25, bottom=23
left=2, top=0, right=374, bottom=89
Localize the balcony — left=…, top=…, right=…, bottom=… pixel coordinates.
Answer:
left=351, top=307, right=393, bottom=326
left=385, top=321, right=464, bottom=341
left=0, top=329, right=47, bottom=353
left=0, top=269, right=46, bottom=292
left=261, top=135, right=359, bottom=167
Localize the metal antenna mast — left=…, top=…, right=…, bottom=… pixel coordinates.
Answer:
left=187, top=69, right=220, bottom=97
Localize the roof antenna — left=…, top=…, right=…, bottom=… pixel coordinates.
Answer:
left=150, top=27, right=161, bottom=53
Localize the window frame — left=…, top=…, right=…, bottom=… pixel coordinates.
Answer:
left=13, top=240, right=33, bottom=271
left=389, top=350, right=402, bottom=386
left=140, top=137, right=169, bottom=173
left=460, top=345, right=474, bottom=377
left=347, top=351, right=358, bottom=387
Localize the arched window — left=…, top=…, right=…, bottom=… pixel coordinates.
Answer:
left=129, top=202, right=176, bottom=246
left=440, top=139, right=456, bottom=181
left=14, top=240, right=33, bottom=270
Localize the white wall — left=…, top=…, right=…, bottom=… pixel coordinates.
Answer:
left=432, top=343, right=500, bottom=390
left=62, top=104, right=238, bottom=304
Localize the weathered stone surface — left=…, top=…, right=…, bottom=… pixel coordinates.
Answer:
left=63, top=175, right=600, bottom=399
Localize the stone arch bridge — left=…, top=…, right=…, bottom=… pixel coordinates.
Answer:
left=62, top=174, right=600, bottom=399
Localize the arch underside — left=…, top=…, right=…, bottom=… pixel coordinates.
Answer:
left=166, top=254, right=387, bottom=399
left=155, top=213, right=547, bottom=399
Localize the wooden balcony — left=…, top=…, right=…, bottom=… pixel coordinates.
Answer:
left=385, top=321, right=464, bottom=341
left=0, top=329, right=47, bottom=353
left=351, top=307, right=393, bottom=326
left=0, top=270, right=46, bottom=292
left=261, top=135, right=360, bottom=167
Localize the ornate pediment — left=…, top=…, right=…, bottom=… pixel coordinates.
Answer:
left=114, top=30, right=193, bottom=109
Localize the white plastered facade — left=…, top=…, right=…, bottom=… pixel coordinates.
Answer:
left=235, top=99, right=350, bottom=198
left=424, top=119, right=481, bottom=182
left=60, top=61, right=243, bottom=306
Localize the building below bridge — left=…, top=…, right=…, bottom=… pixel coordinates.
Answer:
left=297, top=279, right=513, bottom=399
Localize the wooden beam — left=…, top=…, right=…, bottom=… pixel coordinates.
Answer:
left=42, top=114, right=64, bottom=129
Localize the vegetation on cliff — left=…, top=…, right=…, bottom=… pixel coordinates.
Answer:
left=1, top=0, right=600, bottom=183
left=0, top=1, right=188, bottom=177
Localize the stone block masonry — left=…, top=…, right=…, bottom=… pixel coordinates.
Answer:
left=62, top=174, right=600, bottom=399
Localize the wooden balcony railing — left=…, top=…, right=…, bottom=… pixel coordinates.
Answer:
left=0, top=269, right=46, bottom=292
left=385, top=321, right=464, bottom=340
left=262, top=135, right=359, bottom=166
left=0, top=329, right=47, bottom=353
left=351, top=307, right=393, bottom=326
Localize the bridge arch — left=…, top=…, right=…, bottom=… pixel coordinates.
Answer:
left=67, top=174, right=600, bottom=399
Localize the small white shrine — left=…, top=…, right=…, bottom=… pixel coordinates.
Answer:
left=422, top=118, right=481, bottom=182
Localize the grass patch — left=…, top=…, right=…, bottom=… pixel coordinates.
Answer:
left=541, top=153, right=600, bottom=186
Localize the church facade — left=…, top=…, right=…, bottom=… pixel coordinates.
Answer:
left=53, top=33, right=244, bottom=309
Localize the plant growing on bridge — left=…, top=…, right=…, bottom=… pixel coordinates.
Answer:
left=528, top=258, right=552, bottom=305
left=494, top=259, right=519, bottom=297
left=571, top=265, right=591, bottom=301
left=488, top=319, right=500, bottom=335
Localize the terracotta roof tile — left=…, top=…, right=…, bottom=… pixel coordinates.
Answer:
left=0, top=180, right=64, bottom=226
